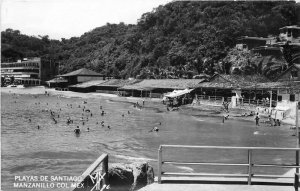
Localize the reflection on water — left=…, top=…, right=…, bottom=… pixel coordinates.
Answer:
left=1, top=91, right=298, bottom=190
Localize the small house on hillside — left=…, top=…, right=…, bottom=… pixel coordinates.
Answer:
left=57, top=68, right=105, bottom=85
left=236, top=36, right=274, bottom=50
left=252, top=46, right=283, bottom=58
left=278, top=25, right=300, bottom=44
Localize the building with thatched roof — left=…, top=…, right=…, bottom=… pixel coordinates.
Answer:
left=68, top=80, right=106, bottom=92
left=45, top=77, right=68, bottom=88
left=57, top=68, right=105, bottom=85
left=118, top=79, right=205, bottom=98
left=194, top=74, right=270, bottom=99
left=94, top=79, right=142, bottom=95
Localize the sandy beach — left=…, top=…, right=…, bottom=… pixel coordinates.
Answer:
left=1, top=86, right=296, bottom=128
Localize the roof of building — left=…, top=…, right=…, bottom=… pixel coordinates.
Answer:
left=195, top=74, right=270, bottom=89
left=69, top=80, right=106, bottom=88
left=46, top=77, right=68, bottom=83
left=237, top=36, right=273, bottom=41
left=243, top=81, right=300, bottom=90
left=94, top=79, right=142, bottom=87
left=119, top=79, right=206, bottom=90
left=279, top=25, right=300, bottom=30
left=252, top=46, right=282, bottom=51
left=58, top=68, right=103, bottom=77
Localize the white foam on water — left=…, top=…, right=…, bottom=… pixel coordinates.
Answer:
left=175, top=166, right=194, bottom=172
left=114, top=154, right=156, bottom=161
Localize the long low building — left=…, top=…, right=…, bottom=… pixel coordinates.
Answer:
left=118, top=79, right=206, bottom=98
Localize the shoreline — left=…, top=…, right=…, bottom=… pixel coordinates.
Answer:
left=1, top=86, right=297, bottom=128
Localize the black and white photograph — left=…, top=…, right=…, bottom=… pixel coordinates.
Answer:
left=1, top=0, right=300, bottom=191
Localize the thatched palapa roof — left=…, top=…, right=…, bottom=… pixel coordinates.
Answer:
left=69, top=80, right=106, bottom=88
left=95, top=79, right=142, bottom=87
left=195, top=74, right=270, bottom=89
left=120, top=79, right=206, bottom=90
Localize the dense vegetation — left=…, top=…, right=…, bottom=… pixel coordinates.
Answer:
left=1, top=1, right=299, bottom=79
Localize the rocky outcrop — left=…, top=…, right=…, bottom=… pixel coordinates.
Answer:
left=108, top=162, right=154, bottom=191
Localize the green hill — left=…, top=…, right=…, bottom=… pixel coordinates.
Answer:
left=1, top=1, right=299, bottom=79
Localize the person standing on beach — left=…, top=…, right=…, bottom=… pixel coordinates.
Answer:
left=74, top=126, right=80, bottom=134
left=255, top=114, right=260, bottom=126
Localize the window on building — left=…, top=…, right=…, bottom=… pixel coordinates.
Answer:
left=291, top=71, right=298, bottom=78
left=290, top=94, right=295, bottom=102
left=288, top=29, right=292, bottom=37
left=293, top=29, right=299, bottom=38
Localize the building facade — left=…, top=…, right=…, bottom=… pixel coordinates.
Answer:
left=1, top=57, right=58, bottom=86
left=278, top=25, right=300, bottom=44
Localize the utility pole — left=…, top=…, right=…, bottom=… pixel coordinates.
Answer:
left=296, top=102, right=299, bottom=191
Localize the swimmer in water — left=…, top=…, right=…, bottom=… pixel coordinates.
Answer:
left=128, top=111, right=130, bottom=114
left=37, top=125, right=40, bottom=129
left=107, top=125, right=111, bottom=129
left=149, top=127, right=159, bottom=132
left=87, top=127, right=90, bottom=132
left=74, top=126, right=80, bottom=134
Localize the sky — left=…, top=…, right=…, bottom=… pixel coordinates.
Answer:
left=1, top=0, right=171, bottom=40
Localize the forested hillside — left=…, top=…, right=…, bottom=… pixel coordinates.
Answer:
left=1, top=1, right=299, bottom=79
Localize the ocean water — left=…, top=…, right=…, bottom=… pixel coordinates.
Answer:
left=1, top=89, right=298, bottom=190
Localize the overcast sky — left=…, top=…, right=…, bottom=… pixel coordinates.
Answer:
left=1, top=0, right=171, bottom=40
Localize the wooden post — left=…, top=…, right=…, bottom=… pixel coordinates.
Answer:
left=247, top=149, right=252, bottom=185
left=296, top=102, right=299, bottom=185
left=158, top=146, right=162, bottom=184
left=102, top=155, right=109, bottom=187
left=269, top=91, right=272, bottom=109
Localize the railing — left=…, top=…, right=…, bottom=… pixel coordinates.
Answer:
left=238, top=98, right=278, bottom=107
left=73, top=153, right=109, bottom=191
left=158, top=145, right=300, bottom=189
left=196, top=95, right=232, bottom=102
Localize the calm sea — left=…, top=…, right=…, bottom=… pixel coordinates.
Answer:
left=1, top=88, right=298, bottom=190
